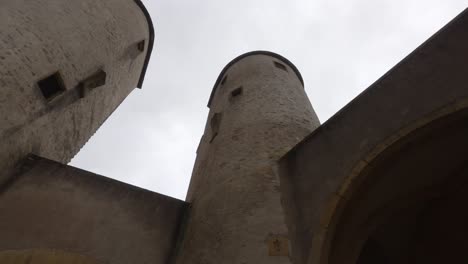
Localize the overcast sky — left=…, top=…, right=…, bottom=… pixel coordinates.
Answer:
left=70, top=0, right=466, bottom=200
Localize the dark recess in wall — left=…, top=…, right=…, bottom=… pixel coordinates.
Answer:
left=38, top=71, right=66, bottom=100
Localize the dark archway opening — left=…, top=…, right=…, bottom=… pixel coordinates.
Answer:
left=330, top=108, right=468, bottom=264
left=356, top=238, right=389, bottom=264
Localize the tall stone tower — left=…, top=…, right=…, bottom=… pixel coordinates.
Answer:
left=177, top=51, right=320, bottom=264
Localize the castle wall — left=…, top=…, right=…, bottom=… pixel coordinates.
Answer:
left=0, top=0, right=152, bottom=183
left=0, top=155, right=187, bottom=264
left=329, top=108, right=468, bottom=264
left=178, top=52, right=320, bottom=264
left=278, top=8, right=468, bottom=264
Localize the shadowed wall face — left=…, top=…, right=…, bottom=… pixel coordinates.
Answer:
left=178, top=53, right=320, bottom=264
left=0, top=249, right=100, bottom=264
left=0, top=156, right=187, bottom=264
left=337, top=109, right=468, bottom=264
left=0, top=0, right=151, bottom=184
left=278, top=9, right=468, bottom=264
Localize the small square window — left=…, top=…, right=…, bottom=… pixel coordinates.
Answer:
left=231, top=86, right=243, bottom=97
left=37, top=71, right=66, bottom=100
left=137, top=40, right=145, bottom=52
left=273, top=61, right=288, bottom=72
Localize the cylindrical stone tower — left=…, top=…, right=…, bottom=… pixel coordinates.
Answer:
left=177, top=51, right=320, bottom=264
left=0, top=0, right=153, bottom=183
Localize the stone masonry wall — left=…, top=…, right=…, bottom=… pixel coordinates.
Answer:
left=178, top=52, right=320, bottom=264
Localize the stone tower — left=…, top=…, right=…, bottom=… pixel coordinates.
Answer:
left=176, top=51, right=320, bottom=264
left=0, top=2, right=189, bottom=263
left=0, top=0, right=153, bottom=185
left=1, top=2, right=468, bottom=264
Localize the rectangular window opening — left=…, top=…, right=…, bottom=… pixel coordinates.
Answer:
left=79, top=69, right=107, bottom=98
left=274, top=61, right=288, bottom=72
left=231, top=86, right=243, bottom=97
left=209, top=112, right=222, bottom=143
left=37, top=71, right=66, bottom=100
left=137, top=39, right=146, bottom=52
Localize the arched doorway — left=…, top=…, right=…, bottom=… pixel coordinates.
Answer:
left=328, top=108, right=468, bottom=264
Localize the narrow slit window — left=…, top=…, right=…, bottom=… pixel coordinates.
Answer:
left=273, top=61, right=288, bottom=72
left=231, top=86, right=243, bottom=97
left=209, top=112, right=222, bottom=143
left=137, top=40, right=146, bottom=52
left=220, top=75, right=228, bottom=86
left=37, top=71, right=66, bottom=100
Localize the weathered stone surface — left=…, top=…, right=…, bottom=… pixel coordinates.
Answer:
left=278, top=8, right=468, bottom=264
left=0, top=249, right=100, bottom=264
left=0, top=0, right=151, bottom=184
left=2, top=1, right=468, bottom=263
left=0, top=155, right=187, bottom=264
left=177, top=52, right=320, bottom=264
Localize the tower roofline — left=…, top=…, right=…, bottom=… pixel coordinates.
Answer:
left=134, top=0, right=155, bottom=88
left=208, top=51, right=304, bottom=107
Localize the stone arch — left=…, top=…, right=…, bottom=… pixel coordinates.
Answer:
left=313, top=98, right=468, bottom=264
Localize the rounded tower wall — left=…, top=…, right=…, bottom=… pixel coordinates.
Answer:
left=180, top=52, right=320, bottom=264
left=0, top=0, right=153, bottom=182
left=188, top=54, right=318, bottom=200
